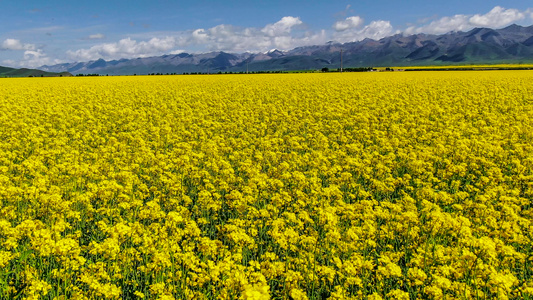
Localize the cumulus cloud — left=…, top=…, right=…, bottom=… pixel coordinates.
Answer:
left=404, top=15, right=471, bottom=35
left=1, top=38, right=65, bottom=67
left=333, top=20, right=395, bottom=43
left=11, top=49, right=64, bottom=68
left=405, top=6, right=528, bottom=35
left=23, top=50, right=48, bottom=64
left=65, top=16, right=326, bottom=61
left=189, top=24, right=270, bottom=51
left=1, top=39, right=36, bottom=51
left=187, top=19, right=321, bottom=52
left=192, top=18, right=325, bottom=52
left=359, top=20, right=396, bottom=40
left=191, top=29, right=209, bottom=43
left=66, top=36, right=178, bottom=61
left=88, top=33, right=105, bottom=40
left=333, top=16, right=364, bottom=31
left=261, top=16, right=303, bottom=36
left=469, top=6, right=525, bottom=27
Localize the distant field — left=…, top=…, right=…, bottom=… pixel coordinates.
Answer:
left=392, top=64, right=533, bottom=70
left=0, top=72, right=532, bottom=299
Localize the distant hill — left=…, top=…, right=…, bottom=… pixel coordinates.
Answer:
left=39, top=24, right=533, bottom=75
left=0, top=66, right=72, bottom=78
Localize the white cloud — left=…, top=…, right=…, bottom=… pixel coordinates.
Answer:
left=1, top=38, right=65, bottom=68
left=189, top=18, right=325, bottom=52
left=333, top=20, right=395, bottom=42
left=405, top=6, right=529, bottom=35
left=88, top=33, right=105, bottom=39
left=192, top=29, right=209, bottom=43
left=261, top=16, right=303, bottom=36
left=333, top=16, right=364, bottom=31
left=66, top=36, right=178, bottom=61
left=64, top=16, right=325, bottom=61
left=469, top=6, right=525, bottom=27
left=360, top=20, right=396, bottom=40
left=405, top=14, right=470, bottom=35
left=1, top=39, right=36, bottom=51
left=23, top=50, right=47, bottom=64
left=188, top=24, right=271, bottom=52
left=14, top=49, right=64, bottom=68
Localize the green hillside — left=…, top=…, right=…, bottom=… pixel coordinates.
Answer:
left=0, top=66, right=72, bottom=78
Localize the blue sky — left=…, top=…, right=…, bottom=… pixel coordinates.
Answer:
left=1, top=0, right=532, bottom=68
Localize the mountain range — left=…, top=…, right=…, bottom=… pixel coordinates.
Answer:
left=39, top=24, right=533, bottom=75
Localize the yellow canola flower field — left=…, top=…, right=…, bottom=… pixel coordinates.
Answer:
left=0, top=72, right=532, bottom=300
